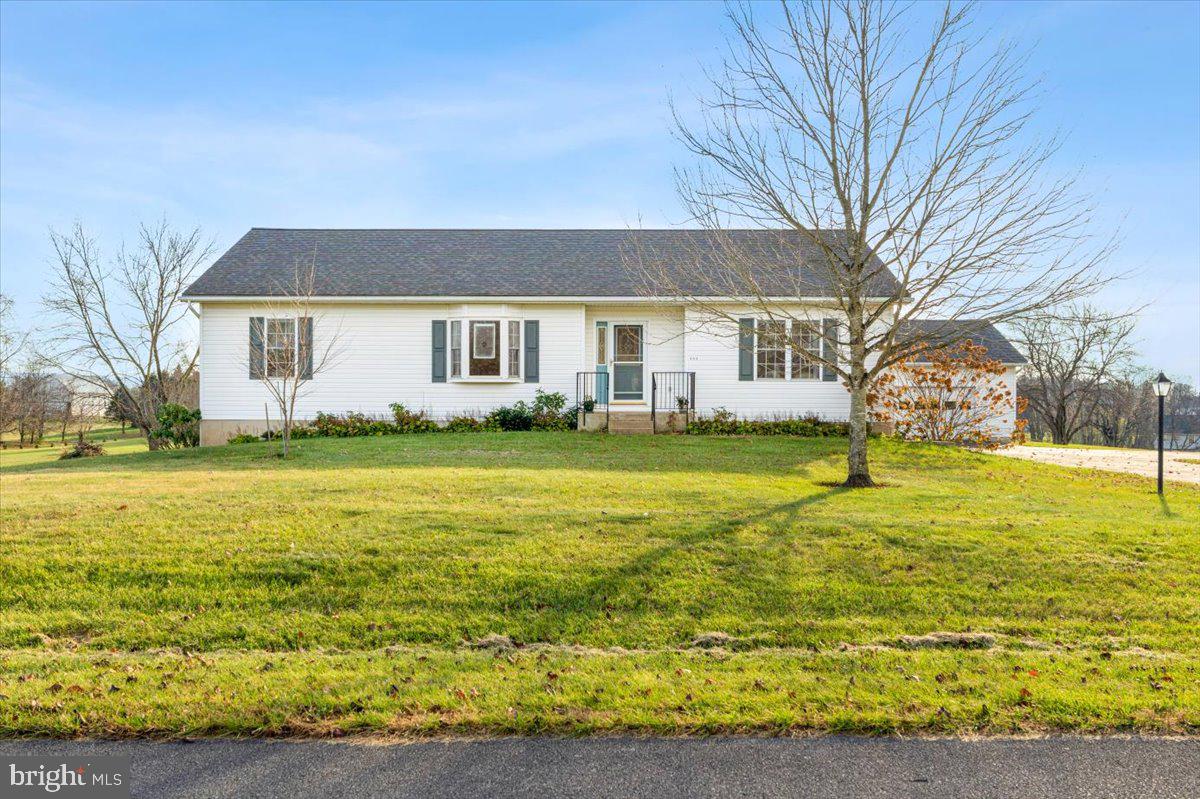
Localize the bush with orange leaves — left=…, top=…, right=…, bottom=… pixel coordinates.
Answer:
left=869, top=341, right=1027, bottom=448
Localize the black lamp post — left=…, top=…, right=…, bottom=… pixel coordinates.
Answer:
left=1152, top=372, right=1174, bottom=495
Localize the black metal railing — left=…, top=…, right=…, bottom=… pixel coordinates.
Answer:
left=651, top=371, right=696, bottom=431
left=575, top=371, right=610, bottom=431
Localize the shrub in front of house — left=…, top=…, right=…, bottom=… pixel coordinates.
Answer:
left=687, top=408, right=849, bottom=437
left=152, top=403, right=201, bottom=448
left=444, top=414, right=498, bottom=432
left=484, top=390, right=575, bottom=432
left=387, top=403, right=440, bottom=433
left=485, top=402, right=533, bottom=431
left=226, top=391, right=577, bottom=443
left=531, top=390, right=575, bottom=431
left=313, top=411, right=398, bottom=437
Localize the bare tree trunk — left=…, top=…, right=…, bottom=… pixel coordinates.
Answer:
left=846, top=381, right=872, bottom=487
left=1050, top=405, right=1069, bottom=444
left=845, top=312, right=873, bottom=487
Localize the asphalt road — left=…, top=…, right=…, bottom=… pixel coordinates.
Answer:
left=2, top=736, right=1197, bottom=799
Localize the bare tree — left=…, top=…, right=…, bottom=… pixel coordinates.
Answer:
left=246, top=258, right=344, bottom=457
left=1091, top=368, right=1152, bottom=448
left=0, top=294, right=34, bottom=438
left=1014, top=306, right=1136, bottom=445
left=631, top=1, right=1113, bottom=486
left=42, top=220, right=212, bottom=449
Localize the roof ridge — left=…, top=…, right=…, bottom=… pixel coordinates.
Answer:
left=245, top=227, right=850, bottom=233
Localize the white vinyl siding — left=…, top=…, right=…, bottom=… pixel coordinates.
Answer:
left=199, top=302, right=583, bottom=420
left=199, top=299, right=1018, bottom=435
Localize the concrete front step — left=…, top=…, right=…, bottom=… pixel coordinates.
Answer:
left=610, top=426, right=654, bottom=435
left=608, top=411, right=654, bottom=435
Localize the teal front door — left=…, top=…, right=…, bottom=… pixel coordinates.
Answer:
left=612, top=324, right=644, bottom=401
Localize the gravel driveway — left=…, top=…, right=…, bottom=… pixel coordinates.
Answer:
left=993, top=445, right=1200, bottom=484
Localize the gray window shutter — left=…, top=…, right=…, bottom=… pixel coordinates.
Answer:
left=299, top=317, right=314, bottom=380
left=822, top=318, right=839, bottom=381
left=524, top=320, right=539, bottom=383
left=431, top=320, right=447, bottom=383
left=249, top=317, right=265, bottom=379
left=738, top=318, right=754, bottom=381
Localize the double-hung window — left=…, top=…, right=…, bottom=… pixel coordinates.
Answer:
left=790, top=321, right=821, bottom=380
left=507, top=321, right=521, bottom=378
left=755, top=320, right=787, bottom=379
left=265, top=318, right=296, bottom=378
left=450, top=320, right=462, bottom=378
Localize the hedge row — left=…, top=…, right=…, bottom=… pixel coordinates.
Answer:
left=230, top=399, right=851, bottom=445
left=685, top=408, right=849, bottom=437
left=228, top=391, right=576, bottom=444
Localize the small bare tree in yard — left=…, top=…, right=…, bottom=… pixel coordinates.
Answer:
left=632, top=1, right=1113, bottom=486
left=1014, top=306, right=1136, bottom=445
left=247, top=259, right=344, bottom=457
left=43, top=221, right=212, bottom=449
left=869, top=341, right=1024, bottom=447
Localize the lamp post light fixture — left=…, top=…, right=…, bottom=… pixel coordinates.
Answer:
left=1152, top=372, right=1174, bottom=495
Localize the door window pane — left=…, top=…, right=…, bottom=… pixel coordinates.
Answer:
left=614, top=325, right=642, bottom=362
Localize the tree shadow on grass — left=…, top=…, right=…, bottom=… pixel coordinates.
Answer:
left=516, top=486, right=846, bottom=641
left=0, top=432, right=986, bottom=481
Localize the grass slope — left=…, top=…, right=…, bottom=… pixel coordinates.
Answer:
left=1, top=433, right=1196, bottom=737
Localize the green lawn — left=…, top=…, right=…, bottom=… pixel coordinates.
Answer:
left=1, top=433, right=1196, bottom=737
left=0, top=422, right=147, bottom=469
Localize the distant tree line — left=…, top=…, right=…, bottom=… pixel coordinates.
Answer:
left=1013, top=305, right=1198, bottom=450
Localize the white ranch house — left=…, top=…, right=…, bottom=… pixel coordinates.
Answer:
left=183, top=229, right=1025, bottom=444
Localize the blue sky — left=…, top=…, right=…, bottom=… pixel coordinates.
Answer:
left=2, top=0, right=1197, bottom=382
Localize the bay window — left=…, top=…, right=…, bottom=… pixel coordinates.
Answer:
left=444, top=317, right=524, bottom=380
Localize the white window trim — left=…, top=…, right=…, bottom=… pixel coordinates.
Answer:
left=448, top=315, right=524, bottom=382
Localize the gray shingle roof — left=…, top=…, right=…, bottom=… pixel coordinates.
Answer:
left=183, top=228, right=902, bottom=299
left=898, top=319, right=1026, bottom=364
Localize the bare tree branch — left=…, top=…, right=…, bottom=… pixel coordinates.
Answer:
left=41, top=220, right=212, bottom=449
left=630, top=0, right=1116, bottom=486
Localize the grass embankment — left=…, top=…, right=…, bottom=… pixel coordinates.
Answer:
left=1, top=433, right=1196, bottom=737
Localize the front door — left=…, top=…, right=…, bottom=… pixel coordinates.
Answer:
left=612, top=324, right=644, bottom=401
